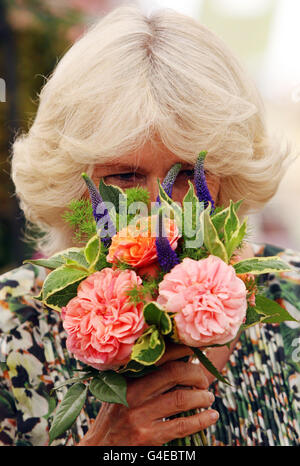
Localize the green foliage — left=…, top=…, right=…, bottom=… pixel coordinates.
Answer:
left=253, top=295, right=296, bottom=324
left=89, top=371, right=128, bottom=407
left=61, top=199, right=96, bottom=245
left=211, top=201, right=242, bottom=235
left=156, top=179, right=183, bottom=226
left=126, top=276, right=160, bottom=304
left=49, top=382, right=88, bottom=444
left=98, top=179, right=126, bottom=214
left=143, top=302, right=172, bottom=336
left=233, top=256, right=291, bottom=275
left=84, top=234, right=101, bottom=270
left=223, top=201, right=247, bottom=258
left=202, top=204, right=229, bottom=263
left=182, top=181, right=204, bottom=248
left=241, top=295, right=297, bottom=331
left=131, top=325, right=166, bottom=365
left=25, top=247, right=89, bottom=271
left=41, top=265, right=89, bottom=311
left=125, top=186, right=150, bottom=209
left=192, top=348, right=231, bottom=385
left=117, top=360, right=158, bottom=378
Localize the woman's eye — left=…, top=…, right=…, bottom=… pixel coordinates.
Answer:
left=104, top=172, right=144, bottom=185
left=113, top=173, right=136, bottom=180
left=178, top=169, right=194, bottom=179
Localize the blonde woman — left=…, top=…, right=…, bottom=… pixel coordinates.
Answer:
left=0, top=5, right=299, bottom=446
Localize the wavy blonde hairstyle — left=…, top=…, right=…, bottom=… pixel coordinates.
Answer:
left=11, top=4, right=291, bottom=256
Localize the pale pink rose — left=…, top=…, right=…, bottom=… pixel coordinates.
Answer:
left=62, top=268, right=146, bottom=370
left=157, top=256, right=247, bottom=346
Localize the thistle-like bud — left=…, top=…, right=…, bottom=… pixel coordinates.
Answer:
left=82, top=173, right=116, bottom=246
left=156, top=163, right=182, bottom=205
left=155, top=209, right=180, bottom=273
left=194, top=151, right=215, bottom=213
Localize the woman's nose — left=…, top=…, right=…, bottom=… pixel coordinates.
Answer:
left=146, top=176, right=162, bottom=204
left=146, top=176, right=188, bottom=206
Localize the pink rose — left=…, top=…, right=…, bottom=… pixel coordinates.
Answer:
left=157, top=255, right=247, bottom=346
left=62, top=268, right=146, bottom=370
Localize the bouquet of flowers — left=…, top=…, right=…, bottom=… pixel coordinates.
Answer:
left=27, top=152, right=296, bottom=446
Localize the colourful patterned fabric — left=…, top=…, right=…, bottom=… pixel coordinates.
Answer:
left=0, top=243, right=299, bottom=446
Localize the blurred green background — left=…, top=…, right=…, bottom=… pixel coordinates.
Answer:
left=0, top=0, right=105, bottom=274
left=0, top=0, right=299, bottom=274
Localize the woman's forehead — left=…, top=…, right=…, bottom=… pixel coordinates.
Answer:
left=93, top=141, right=192, bottom=173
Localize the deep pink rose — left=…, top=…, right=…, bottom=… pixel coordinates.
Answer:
left=61, top=268, right=146, bottom=370
left=157, top=255, right=247, bottom=346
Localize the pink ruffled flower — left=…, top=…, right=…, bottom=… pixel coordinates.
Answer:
left=61, top=268, right=146, bottom=370
left=157, top=256, right=247, bottom=346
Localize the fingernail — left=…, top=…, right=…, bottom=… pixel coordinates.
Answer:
left=208, top=392, right=215, bottom=403
left=210, top=410, right=219, bottom=421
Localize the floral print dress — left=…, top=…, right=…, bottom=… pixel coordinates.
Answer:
left=0, top=243, right=300, bottom=446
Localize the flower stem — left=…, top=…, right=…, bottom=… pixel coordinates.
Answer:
left=200, top=430, right=208, bottom=446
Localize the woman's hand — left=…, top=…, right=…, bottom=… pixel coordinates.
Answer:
left=77, top=344, right=219, bottom=446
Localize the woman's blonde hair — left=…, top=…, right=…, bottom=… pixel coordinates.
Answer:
left=11, top=3, right=292, bottom=256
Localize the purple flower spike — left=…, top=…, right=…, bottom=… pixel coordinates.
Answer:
left=155, top=209, right=180, bottom=273
left=82, top=173, right=116, bottom=246
left=156, top=163, right=182, bottom=205
left=194, top=151, right=215, bottom=213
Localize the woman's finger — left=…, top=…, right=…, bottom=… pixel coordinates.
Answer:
left=136, top=388, right=215, bottom=421
left=156, top=343, right=193, bottom=366
left=155, top=409, right=219, bottom=445
left=126, top=361, right=209, bottom=408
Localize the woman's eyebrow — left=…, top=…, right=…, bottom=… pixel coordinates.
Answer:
left=94, top=163, right=139, bottom=172
left=95, top=161, right=194, bottom=172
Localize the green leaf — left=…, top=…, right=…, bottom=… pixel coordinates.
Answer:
left=241, top=306, right=265, bottom=329
left=233, top=256, right=291, bottom=275
left=89, top=371, right=128, bottom=407
left=42, top=265, right=88, bottom=301
left=53, top=373, right=94, bottom=391
left=192, top=348, right=231, bottom=385
left=225, top=217, right=248, bottom=259
left=24, top=247, right=89, bottom=271
left=119, top=365, right=158, bottom=378
left=62, top=250, right=90, bottom=269
left=143, top=302, right=172, bottom=335
left=117, top=359, right=159, bottom=377
left=49, top=382, right=87, bottom=444
left=224, top=200, right=239, bottom=243
left=201, top=204, right=228, bottom=263
left=149, top=329, right=161, bottom=349
left=24, top=257, right=65, bottom=270
left=157, top=179, right=183, bottom=227
left=211, top=200, right=243, bottom=234
left=43, top=280, right=83, bottom=311
left=61, top=199, right=96, bottom=245
left=84, top=234, right=101, bottom=268
left=131, top=326, right=165, bottom=365
left=182, top=181, right=204, bottom=248
left=182, top=180, right=201, bottom=206
left=98, top=179, right=126, bottom=214
left=254, top=295, right=297, bottom=324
